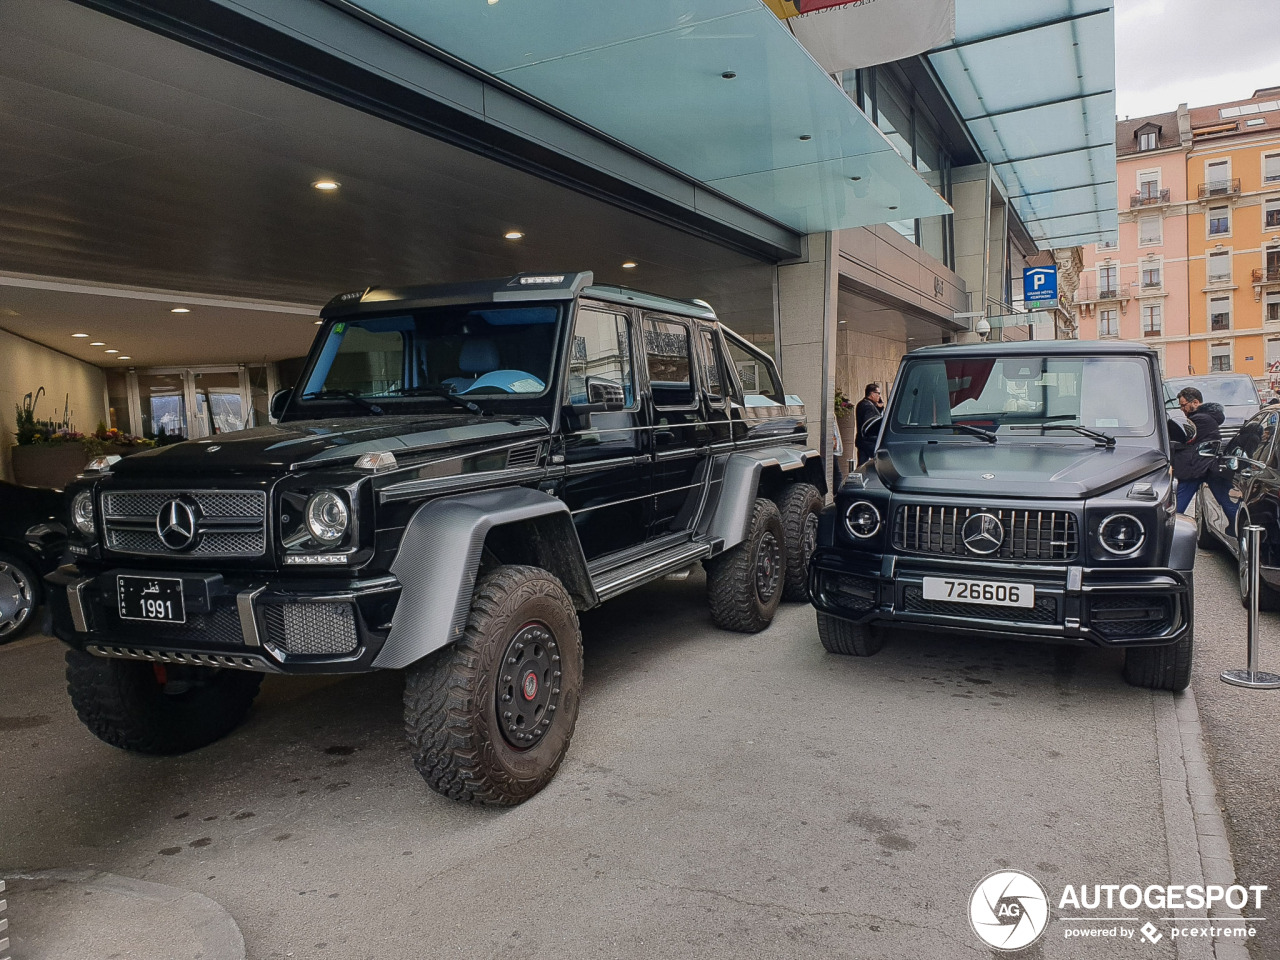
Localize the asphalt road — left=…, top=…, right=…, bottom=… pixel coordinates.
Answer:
left=0, top=551, right=1276, bottom=960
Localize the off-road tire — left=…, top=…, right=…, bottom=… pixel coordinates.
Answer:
left=403, top=565, right=583, bottom=806
left=1122, top=629, right=1194, bottom=692
left=775, top=482, right=824, bottom=603
left=65, top=649, right=263, bottom=753
left=706, top=497, right=786, bottom=633
left=816, top=611, right=885, bottom=657
left=1194, top=490, right=1218, bottom=551
left=0, top=551, right=40, bottom=643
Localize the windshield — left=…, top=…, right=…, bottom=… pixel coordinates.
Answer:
left=298, top=302, right=563, bottom=408
left=1163, top=376, right=1260, bottom=407
left=891, top=355, right=1156, bottom=438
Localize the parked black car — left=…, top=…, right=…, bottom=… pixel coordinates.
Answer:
left=0, top=480, right=66, bottom=642
left=1164, top=373, right=1261, bottom=433
left=808, top=341, right=1196, bottom=691
left=1194, top=406, right=1280, bottom=610
left=47, top=272, right=825, bottom=805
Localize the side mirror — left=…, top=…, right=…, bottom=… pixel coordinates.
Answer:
left=269, top=388, right=293, bottom=421
left=1196, top=439, right=1222, bottom=457
left=586, top=377, right=626, bottom=407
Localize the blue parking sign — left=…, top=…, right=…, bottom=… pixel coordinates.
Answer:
left=1023, top=267, right=1058, bottom=308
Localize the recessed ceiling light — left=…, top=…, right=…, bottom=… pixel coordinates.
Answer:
left=849, top=176, right=861, bottom=182
left=312, top=179, right=340, bottom=191
left=504, top=230, right=524, bottom=240
left=118, top=356, right=131, bottom=360
left=721, top=71, right=737, bottom=80
left=171, top=307, right=190, bottom=314
left=799, top=135, right=812, bottom=141
left=105, top=349, right=119, bottom=354
left=90, top=341, right=105, bottom=346
left=888, top=205, right=898, bottom=210
left=72, top=333, right=89, bottom=338
left=314, top=320, right=323, bottom=324
left=622, top=261, right=637, bottom=269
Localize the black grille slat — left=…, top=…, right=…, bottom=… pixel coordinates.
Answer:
left=893, top=505, right=1078, bottom=562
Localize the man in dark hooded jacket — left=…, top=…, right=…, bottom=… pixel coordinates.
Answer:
left=1172, top=386, right=1236, bottom=520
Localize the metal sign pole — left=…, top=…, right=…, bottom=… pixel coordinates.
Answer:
left=1223, top=525, right=1280, bottom=689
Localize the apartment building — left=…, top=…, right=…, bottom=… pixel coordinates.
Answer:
left=1076, top=87, right=1280, bottom=395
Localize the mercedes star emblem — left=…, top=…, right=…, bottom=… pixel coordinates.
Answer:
left=961, top=512, right=1004, bottom=555
left=156, top=498, right=199, bottom=551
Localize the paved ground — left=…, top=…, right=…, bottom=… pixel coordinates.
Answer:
left=0, top=551, right=1276, bottom=960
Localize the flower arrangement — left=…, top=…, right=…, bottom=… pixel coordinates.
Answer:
left=15, top=390, right=153, bottom=453
left=834, top=388, right=855, bottom=420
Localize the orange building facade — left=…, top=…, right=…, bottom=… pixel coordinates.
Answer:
left=1075, top=87, right=1280, bottom=397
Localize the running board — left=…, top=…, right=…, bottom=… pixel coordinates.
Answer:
left=591, top=541, right=714, bottom=602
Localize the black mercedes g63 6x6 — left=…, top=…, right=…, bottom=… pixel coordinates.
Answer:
left=49, top=272, right=826, bottom=805
left=809, top=341, right=1196, bottom=691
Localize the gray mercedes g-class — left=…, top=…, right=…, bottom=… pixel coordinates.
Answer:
left=808, top=340, right=1196, bottom=691
left=48, top=272, right=825, bottom=805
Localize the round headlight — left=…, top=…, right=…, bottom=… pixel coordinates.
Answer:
left=305, top=490, right=349, bottom=544
left=71, top=490, right=96, bottom=537
left=844, top=500, right=881, bottom=539
left=1099, top=513, right=1145, bottom=556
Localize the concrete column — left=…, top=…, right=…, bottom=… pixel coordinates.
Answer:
left=777, top=232, right=839, bottom=480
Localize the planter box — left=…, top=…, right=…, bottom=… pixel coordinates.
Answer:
left=11, top=443, right=135, bottom=490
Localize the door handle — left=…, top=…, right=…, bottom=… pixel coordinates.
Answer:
left=654, top=430, right=675, bottom=444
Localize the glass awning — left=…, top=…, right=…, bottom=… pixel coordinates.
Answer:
left=342, top=0, right=950, bottom=236
left=929, top=1, right=1119, bottom=248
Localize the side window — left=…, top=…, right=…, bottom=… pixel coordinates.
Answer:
left=724, top=336, right=784, bottom=404
left=568, top=307, right=634, bottom=407
left=700, top=329, right=727, bottom=404
left=644, top=317, right=694, bottom=407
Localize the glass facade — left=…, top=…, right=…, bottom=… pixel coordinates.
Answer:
left=842, top=66, right=955, bottom=268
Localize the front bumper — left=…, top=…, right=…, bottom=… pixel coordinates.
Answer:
left=46, top=564, right=401, bottom=674
left=808, top=549, right=1192, bottom=648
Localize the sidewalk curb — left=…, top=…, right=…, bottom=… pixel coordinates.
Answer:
left=1, top=870, right=244, bottom=960
left=1154, top=686, right=1251, bottom=960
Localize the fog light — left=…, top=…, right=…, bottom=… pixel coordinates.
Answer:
left=844, top=500, right=881, bottom=539
left=1099, top=513, right=1145, bottom=556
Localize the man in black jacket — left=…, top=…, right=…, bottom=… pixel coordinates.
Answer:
left=854, top=383, right=884, bottom=465
left=1172, top=387, right=1236, bottom=521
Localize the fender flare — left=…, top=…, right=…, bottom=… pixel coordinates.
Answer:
left=699, top=448, right=822, bottom=550
left=373, top=487, right=593, bottom=669
left=1169, top=514, right=1197, bottom=572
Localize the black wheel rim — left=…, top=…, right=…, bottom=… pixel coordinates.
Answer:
left=496, top=621, right=561, bottom=750
left=800, top=511, right=819, bottom=565
left=0, top=560, right=34, bottom=638
left=755, top=531, right=782, bottom=604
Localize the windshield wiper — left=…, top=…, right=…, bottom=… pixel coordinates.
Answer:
left=1010, top=423, right=1116, bottom=447
left=930, top=422, right=997, bottom=443
left=389, top=383, right=490, bottom=417
left=301, top=389, right=384, bottom=415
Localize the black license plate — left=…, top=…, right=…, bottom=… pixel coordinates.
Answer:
left=118, top=575, right=186, bottom=624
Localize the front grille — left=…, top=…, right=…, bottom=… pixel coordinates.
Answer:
left=902, top=585, right=1059, bottom=623
left=262, top=603, right=358, bottom=656
left=893, top=505, right=1078, bottom=562
left=102, top=489, right=267, bottom=559
left=105, top=602, right=246, bottom=647
left=819, top=571, right=877, bottom=614
left=1089, top=595, right=1174, bottom=640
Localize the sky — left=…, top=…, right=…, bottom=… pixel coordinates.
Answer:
left=1114, top=0, right=1280, bottom=120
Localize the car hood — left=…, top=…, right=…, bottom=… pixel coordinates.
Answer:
left=874, top=440, right=1167, bottom=499
left=108, top=415, right=550, bottom=477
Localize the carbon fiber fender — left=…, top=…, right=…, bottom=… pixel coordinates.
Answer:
left=699, top=449, right=823, bottom=550
left=374, top=487, right=593, bottom=669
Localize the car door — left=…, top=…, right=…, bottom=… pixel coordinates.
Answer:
left=720, top=329, right=799, bottom=445
left=642, top=314, right=706, bottom=537
left=1226, top=409, right=1279, bottom=543
left=556, top=302, right=649, bottom=560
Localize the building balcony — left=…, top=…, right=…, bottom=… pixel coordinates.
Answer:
left=1130, top=188, right=1170, bottom=208
left=1253, top=267, right=1280, bottom=284
left=1198, top=178, right=1241, bottom=199
left=1076, top=279, right=1125, bottom=303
